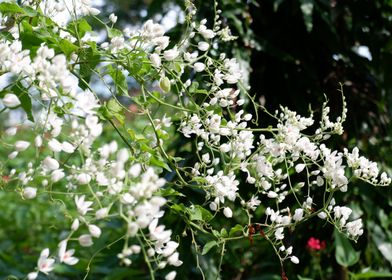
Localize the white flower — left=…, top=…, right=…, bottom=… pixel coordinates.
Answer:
left=295, top=164, right=306, bottom=173
left=51, top=169, right=65, bottom=183
left=48, top=138, right=62, bottom=152
left=88, top=224, right=102, bottom=238
left=290, top=256, right=300, bottom=264
left=14, top=141, right=30, bottom=152
left=292, top=208, right=304, bottom=222
left=167, top=252, right=182, bottom=267
left=198, top=41, right=209, bottom=51
left=23, top=187, right=37, bottom=199
left=8, top=151, right=18, bottom=159
left=37, top=248, right=55, bottom=274
left=58, top=240, right=79, bottom=265
left=162, top=241, right=179, bottom=257
left=5, top=127, right=17, bottom=136
left=78, top=234, right=93, bottom=247
left=42, top=157, right=60, bottom=171
left=71, top=218, right=80, bottom=231
left=34, top=135, right=43, bottom=147
left=75, top=195, right=93, bottom=215
left=223, top=207, right=233, bottom=218
left=27, top=272, right=38, bottom=280
left=275, top=227, right=284, bottom=240
left=318, top=211, right=327, bottom=219
left=150, top=53, right=161, bottom=68
left=193, top=62, right=205, bottom=72
left=2, top=93, right=21, bottom=108
left=95, top=208, right=109, bottom=219
left=77, top=173, right=91, bottom=185
left=163, top=47, right=179, bottom=61
left=165, top=271, right=177, bottom=280
left=62, top=142, right=75, bottom=153
left=109, top=13, right=117, bottom=23
left=267, top=191, right=278, bottom=198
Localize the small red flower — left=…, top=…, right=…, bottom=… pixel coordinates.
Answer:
left=307, top=237, right=326, bottom=251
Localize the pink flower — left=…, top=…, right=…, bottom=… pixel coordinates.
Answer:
left=307, top=237, right=326, bottom=251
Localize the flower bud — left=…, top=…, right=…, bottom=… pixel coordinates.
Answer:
left=150, top=53, right=161, bottom=68
left=42, top=157, right=60, bottom=171
left=290, top=256, right=299, bottom=264
left=95, top=208, right=109, bottom=219
left=193, top=62, right=205, bottom=72
left=2, top=93, right=21, bottom=108
left=23, top=187, right=37, bottom=199
left=223, top=207, right=233, bottom=218
left=51, top=169, right=65, bottom=183
left=34, top=135, right=43, bottom=147
left=48, top=138, right=62, bottom=152
left=88, top=224, right=102, bottom=238
left=61, top=142, right=75, bottom=153
left=163, top=47, right=179, bottom=61
left=109, top=13, right=117, bottom=23
left=77, top=173, right=91, bottom=185
left=78, top=234, right=93, bottom=247
left=15, top=141, right=30, bottom=151
left=159, top=76, right=171, bottom=93
left=197, top=41, right=209, bottom=51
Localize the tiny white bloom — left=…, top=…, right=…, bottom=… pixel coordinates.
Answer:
left=61, top=142, right=75, bottom=153
left=77, top=173, right=91, bottom=185
left=5, top=127, right=17, bottom=136
left=2, top=93, right=21, bottom=108
left=295, top=164, right=306, bottom=173
left=193, top=62, right=205, bottom=72
left=8, top=151, right=18, bottom=159
left=23, top=187, right=37, bottom=199
left=58, top=240, right=79, bottom=265
left=27, top=272, right=38, bottom=280
left=37, top=248, right=55, bottom=274
left=163, top=47, right=179, bottom=61
left=14, top=141, right=30, bottom=151
left=34, top=135, right=43, bottom=147
left=150, top=53, right=161, bottom=68
left=71, top=218, right=80, bottom=231
left=109, top=13, right=118, bottom=23
left=95, top=207, right=109, bottom=219
left=42, top=157, right=60, bottom=171
left=48, top=139, right=62, bottom=152
left=197, top=41, right=209, bottom=51
left=223, top=207, right=233, bottom=218
left=88, top=224, right=102, bottom=238
left=290, top=256, right=299, bottom=264
left=75, top=195, right=93, bottom=215
left=78, top=234, right=93, bottom=247
left=165, top=271, right=177, bottom=280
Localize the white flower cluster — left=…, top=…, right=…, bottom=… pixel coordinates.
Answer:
left=0, top=0, right=390, bottom=277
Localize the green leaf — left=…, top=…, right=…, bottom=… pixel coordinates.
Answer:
left=107, top=65, right=128, bottom=96
left=107, top=98, right=123, bottom=114
left=106, top=27, right=123, bottom=39
left=58, top=39, right=78, bottom=57
left=159, top=76, right=171, bottom=93
left=351, top=270, right=392, bottom=279
left=188, top=205, right=213, bottom=222
left=0, top=3, right=24, bottom=14
left=78, top=44, right=100, bottom=89
left=68, top=19, right=92, bottom=38
left=229, top=224, right=243, bottom=237
left=334, top=229, right=360, bottom=267
left=11, top=83, right=33, bottom=122
left=202, top=241, right=218, bottom=255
